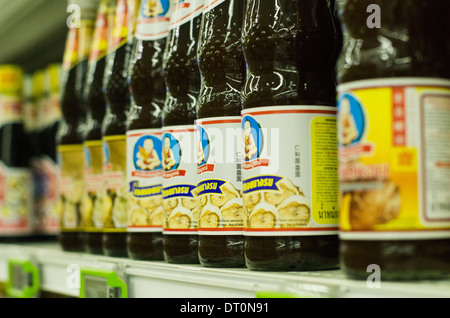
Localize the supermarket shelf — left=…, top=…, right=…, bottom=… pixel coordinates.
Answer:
left=0, top=242, right=449, bottom=298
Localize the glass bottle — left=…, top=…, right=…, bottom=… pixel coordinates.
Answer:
left=83, top=0, right=117, bottom=254
left=196, top=0, right=246, bottom=267
left=161, top=0, right=205, bottom=264
left=0, top=65, right=34, bottom=242
left=126, top=0, right=171, bottom=260
left=57, top=3, right=96, bottom=251
left=241, top=0, right=340, bottom=271
left=337, top=0, right=450, bottom=280
left=101, top=0, right=140, bottom=257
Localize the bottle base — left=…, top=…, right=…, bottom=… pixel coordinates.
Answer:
left=163, top=234, right=199, bottom=264
left=244, top=235, right=340, bottom=271
left=340, top=239, right=450, bottom=281
left=59, top=231, right=86, bottom=252
left=85, top=232, right=104, bottom=255
left=198, top=235, right=245, bottom=268
left=127, top=232, right=164, bottom=260
left=102, top=232, right=128, bottom=258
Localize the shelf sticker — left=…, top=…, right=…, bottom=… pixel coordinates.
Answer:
left=255, top=291, right=299, bottom=298
left=6, top=259, right=40, bottom=298
left=80, top=267, right=127, bottom=298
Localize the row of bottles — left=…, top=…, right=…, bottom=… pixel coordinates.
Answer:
left=0, top=0, right=443, bottom=281
left=55, top=0, right=341, bottom=271
left=0, top=64, right=61, bottom=240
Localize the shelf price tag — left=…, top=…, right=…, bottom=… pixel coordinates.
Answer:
left=6, top=259, right=40, bottom=298
left=79, top=267, right=127, bottom=298
left=255, top=291, right=299, bottom=298
left=256, top=281, right=342, bottom=298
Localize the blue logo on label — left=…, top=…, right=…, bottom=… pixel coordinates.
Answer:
left=102, top=141, right=110, bottom=166
left=129, top=181, right=162, bottom=197
left=242, top=115, right=263, bottom=162
left=242, top=175, right=283, bottom=194
left=134, top=135, right=162, bottom=171
left=197, top=179, right=226, bottom=196
left=337, top=93, right=366, bottom=146
left=162, top=132, right=181, bottom=172
left=197, top=125, right=210, bottom=167
left=141, top=0, right=170, bottom=17
left=162, top=184, right=196, bottom=199
left=84, top=146, right=91, bottom=168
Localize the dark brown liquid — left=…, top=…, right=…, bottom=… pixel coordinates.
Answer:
left=57, top=69, right=84, bottom=252
left=0, top=67, right=36, bottom=242
left=241, top=0, right=339, bottom=271
left=126, top=34, right=166, bottom=260
left=161, top=10, right=202, bottom=264
left=196, top=0, right=246, bottom=268
left=336, top=0, right=450, bottom=83
left=58, top=28, right=89, bottom=252
left=337, top=0, right=450, bottom=280
left=102, top=36, right=133, bottom=258
left=83, top=50, right=107, bottom=254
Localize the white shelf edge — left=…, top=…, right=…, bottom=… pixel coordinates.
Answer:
left=0, top=242, right=449, bottom=298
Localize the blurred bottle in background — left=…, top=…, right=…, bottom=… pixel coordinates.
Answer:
left=126, top=0, right=171, bottom=260
left=0, top=65, right=35, bottom=241
left=101, top=0, right=140, bottom=257
left=38, top=64, right=62, bottom=236
left=57, top=0, right=97, bottom=252
left=196, top=0, right=246, bottom=268
left=83, top=0, right=117, bottom=255
left=337, top=0, right=450, bottom=280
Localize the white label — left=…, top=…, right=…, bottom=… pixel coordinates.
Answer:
left=203, top=0, right=226, bottom=12
left=169, top=0, right=205, bottom=30
left=421, top=90, right=450, bottom=224
left=135, top=0, right=172, bottom=40
left=241, top=106, right=339, bottom=236
left=126, top=129, right=164, bottom=232
left=162, top=125, right=198, bottom=234
left=196, top=116, right=244, bottom=235
left=33, top=156, right=60, bottom=234
left=0, top=162, right=34, bottom=235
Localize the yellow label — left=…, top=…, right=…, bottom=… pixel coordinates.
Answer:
left=0, top=65, right=23, bottom=94
left=89, top=0, right=110, bottom=62
left=78, top=19, right=95, bottom=61
left=338, top=78, right=450, bottom=240
left=57, top=144, right=85, bottom=232
left=62, top=27, right=78, bottom=71
left=102, top=135, right=127, bottom=232
left=311, top=116, right=339, bottom=225
left=83, top=140, right=104, bottom=232
left=110, top=0, right=129, bottom=51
